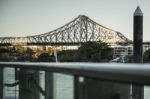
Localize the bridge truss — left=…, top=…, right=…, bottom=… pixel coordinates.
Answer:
left=0, top=15, right=129, bottom=46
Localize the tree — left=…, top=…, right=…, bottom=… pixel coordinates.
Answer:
left=0, top=48, right=12, bottom=61
left=38, top=53, right=50, bottom=62
left=57, top=50, right=77, bottom=62
left=144, top=49, right=150, bottom=63
left=124, top=55, right=133, bottom=63
left=38, top=53, right=55, bottom=62
left=25, top=47, right=33, bottom=61
left=74, top=41, right=113, bottom=62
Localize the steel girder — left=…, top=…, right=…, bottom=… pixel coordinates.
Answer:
left=0, top=15, right=129, bottom=46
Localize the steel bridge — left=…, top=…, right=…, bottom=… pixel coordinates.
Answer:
left=0, top=15, right=130, bottom=46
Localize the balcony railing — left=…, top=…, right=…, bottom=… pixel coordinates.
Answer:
left=0, top=62, right=150, bottom=99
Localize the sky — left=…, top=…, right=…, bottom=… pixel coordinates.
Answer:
left=0, top=0, right=150, bottom=40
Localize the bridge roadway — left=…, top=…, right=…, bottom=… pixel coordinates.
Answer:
left=1, top=41, right=150, bottom=48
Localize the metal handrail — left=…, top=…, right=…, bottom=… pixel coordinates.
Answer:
left=0, top=62, right=150, bottom=85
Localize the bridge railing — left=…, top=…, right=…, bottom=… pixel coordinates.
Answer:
left=0, top=62, right=150, bottom=99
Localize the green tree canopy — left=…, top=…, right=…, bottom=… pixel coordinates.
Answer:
left=75, top=41, right=113, bottom=62
left=38, top=53, right=55, bottom=62
left=57, top=50, right=77, bottom=62
left=144, top=49, right=150, bottom=63
left=0, top=48, right=12, bottom=61
left=38, top=53, right=51, bottom=62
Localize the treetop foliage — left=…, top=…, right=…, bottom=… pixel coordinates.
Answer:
left=75, top=41, right=113, bottom=62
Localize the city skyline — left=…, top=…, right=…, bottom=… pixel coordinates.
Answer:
left=0, top=0, right=150, bottom=40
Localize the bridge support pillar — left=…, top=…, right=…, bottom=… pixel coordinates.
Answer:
left=0, top=68, right=3, bottom=99
left=45, top=72, right=53, bottom=99
left=19, top=69, right=39, bottom=99
left=132, top=6, right=144, bottom=99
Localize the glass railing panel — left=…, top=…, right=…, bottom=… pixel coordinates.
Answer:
left=144, top=86, right=150, bottom=99
left=53, top=73, right=74, bottom=99
left=3, top=67, right=19, bottom=99
left=39, top=71, right=45, bottom=99
left=1, top=63, right=150, bottom=99
left=74, top=77, right=131, bottom=99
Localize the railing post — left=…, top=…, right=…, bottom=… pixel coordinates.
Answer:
left=19, top=69, right=39, bottom=99
left=74, top=76, right=78, bottom=99
left=0, top=68, right=3, bottom=99
left=45, top=72, right=53, bottom=99
left=133, top=6, right=144, bottom=99
left=74, top=76, right=85, bottom=99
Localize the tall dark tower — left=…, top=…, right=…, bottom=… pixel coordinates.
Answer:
left=132, top=6, right=144, bottom=99
left=133, top=6, right=143, bottom=63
